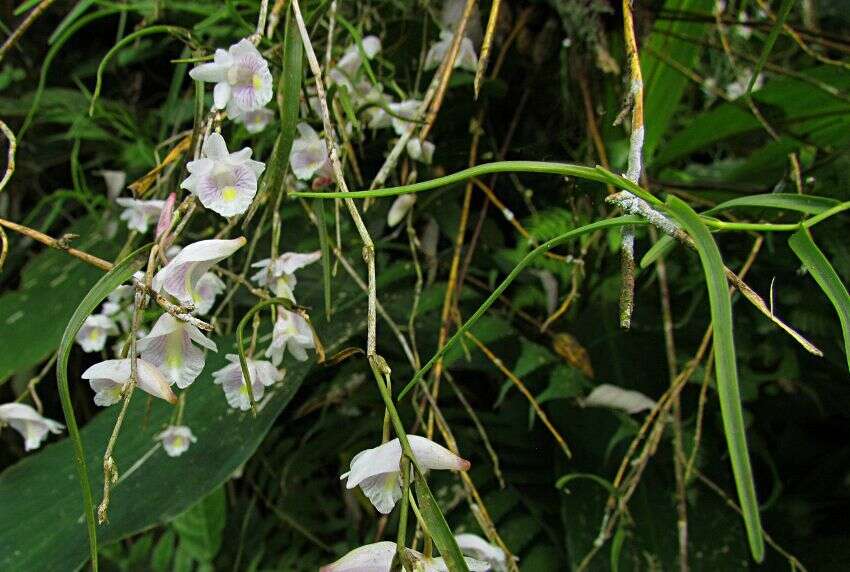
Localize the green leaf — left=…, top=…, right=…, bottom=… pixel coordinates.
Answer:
left=665, top=196, right=765, bottom=562
left=789, top=229, right=850, bottom=372
left=279, top=7, right=303, bottom=162
left=704, top=193, right=840, bottom=216
left=172, top=487, right=226, bottom=562
left=55, top=244, right=151, bottom=572
left=0, top=289, right=365, bottom=571
left=747, top=0, right=795, bottom=97
left=640, top=234, right=677, bottom=269
left=413, top=471, right=469, bottom=572
left=151, top=530, right=176, bottom=572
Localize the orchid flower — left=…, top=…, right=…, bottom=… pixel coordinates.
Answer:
left=581, top=384, right=656, bottom=414
left=455, top=534, right=509, bottom=572
left=387, top=194, right=416, bottom=227
left=76, top=314, right=119, bottom=353
left=212, top=354, right=282, bottom=410
left=725, top=69, right=764, bottom=99
left=156, top=192, right=176, bottom=240
left=250, top=250, right=321, bottom=301
left=265, top=309, right=314, bottom=365
left=319, top=542, right=488, bottom=572
left=425, top=31, right=479, bottom=72
left=233, top=106, right=275, bottom=134
left=137, top=313, right=217, bottom=389
left=329, top=35, right=382, bottom=89
left=0, top=403, right=64, bottom=451
left=153, top=237, right=246, bottom=306
left=157, top=425, right=197, bottom=457
left=189, top=39, right=273, bottom=117
left=341, top=435, right=470, bottom=514
left=81, top=358, right=177, bottom=406
left=192, top=272, right=226, bottom=315
left=181, top=133, right=266, bottom=217
left=388, top=100, right=422, bottom=135
left=405, top=137, right=435, bottom=164
left=115, top=197, right=165, bottom=233
left=289, top=123, right=332, bottom=182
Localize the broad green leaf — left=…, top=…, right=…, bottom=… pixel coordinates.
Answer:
left=666, top=196, right=764, bottom=562
left=172, top=487, right=226, bottom=562
left=0, top=218, right=123, bottom=384
left=789, top=229, right=850, bottom=372
left=0, top=288, right=365, bottom=571
left=413, top=471, right=469, bottom=572
left=56, top=244, right=152, bottom=572
left=704, top=193, right=841, bottom=216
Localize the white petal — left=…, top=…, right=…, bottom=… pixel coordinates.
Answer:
left=387, top=194, right=416, bottom=227
left=81, top=358, right=131, bottom=383
left=361, top=36, right=382, bottom=59
left=455, top=534, right=508, bottom=571
left=279, top=251, right=322, bottom=274
left=358, top=472, right=402, bottom=514
left=153, top=237, right=246, bottom=304
left=320, top=542, right=396, bottom=572
left=345, top=439, right=403, bottom=489
left=136, top=359, right=177, bottom=404
left=408, top=434, right=470, bottom=471
left=97, top=170, right=126, bottom=199
left=582, top=384, right=656, bottom=414
left=203, top=133, right=230, bottom=160
left=189, top=62, right=230, bottom=83
left=213, top=82, right=232, bottom=110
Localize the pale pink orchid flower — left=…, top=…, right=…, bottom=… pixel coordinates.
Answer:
left=328, top=35, right=382, bottom=90
left=157, top=425, right=197, bottom=457
left=212, top=354, right=282, bottom=411
left=81, top=358, right=177, bottom=406
left=192, top=272, right=226, bottom=315
left=424, top=31, right=479, bottom=73
left=289, top=123, right=332, bottom=182
left=137, top=313, right=217, bottom=389
left=341, top=435, right=470, bottom=514
left=115, top=197, right=165, bottom=234
left=233, top=107, right=275, bottom=134
left=320, top=541, right=489, bottom=572
left=189, top=39, right=273, bottom=116
left=455, top=533, right=510, bottom=572
left=266, top=309, right=314, bottom=365
left=181, top=134, right=265, bottom=217
left=152, top=237, right=246, bottom=306
left=76, top=314, right=119, bottom=353
left=0, top=403, right=64, bottom=451
left=250, top=250, right=321, bottom=301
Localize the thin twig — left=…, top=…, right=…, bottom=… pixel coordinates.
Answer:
left=0, top=0, right=57, bottom=63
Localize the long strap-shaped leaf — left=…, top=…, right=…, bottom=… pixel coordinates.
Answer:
left=666, top=197, right=765, bottom=562
left=789, top=229, right=850, bottom=372
left=55, top=244, right=150, bottom=571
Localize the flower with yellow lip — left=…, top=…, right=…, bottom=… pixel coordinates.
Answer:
left=189, top=38, right=273, bottom=117
left=152, top=237, right=245, bottom=307
left=212, top=354, right=282, bottom=411
left=156, top=425, right=197, bottom=457
left=137, top=313, right=217, bottom=389
left=181, top=134, right=265, bottom=217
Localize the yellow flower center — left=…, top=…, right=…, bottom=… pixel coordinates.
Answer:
left=252, top=74, right=264, bottom=91
left=222, top=186, right=238, bottom=202
left=88, top=329, right=102, bottom=341
left=172, top=436, right=184, bottom=449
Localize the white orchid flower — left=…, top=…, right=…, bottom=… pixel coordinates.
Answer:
left=341, top=435, right=470, bottom=514
left=425, top=31, right=479, bottom=73
left=81, top=358, right=177, bottom=406
left=455, top=533, right=509, bottom=572
left=250, top=250, right=321, bottom=300
left=319, top=542, right=488, bottom=572
left=387, top=194, right=416, bottom=227
left=137, top=313, right=217, bottom=389
left=0, top=403, right=64, bottom=451
left=388, top=100, right=422, bottom=135
left=212, top=354, right=282, bottom=411
left=725, top=69, right=764, bottom=100
left=233, top=106, right=275, bottom=134
left=582, top=384, right=656, bottom=414
left=405, top=137, right=435, bottom=164
left=192, top=272, right=226, bottom=315
left=76, top=314, right=119, bottom=353
left=290, top=123, right=332, bottom=182
left=115, top=197, right=165, bottom=233
left=189, top=38, right=273, bottom=116
left=329, top=35, right=382, bottom=89
left=266, top=309, right=314, bottom=365
left=152, top=237, right=246, bottom=306
left=181, top=133, right=266, bottom=217
left=156, top=425, right=197, bottom=457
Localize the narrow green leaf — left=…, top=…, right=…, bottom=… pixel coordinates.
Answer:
left=413, top=470, right=469, bottom=572
left=640, top=234, right=677, bottom=269
left=665, top=196, right=764, bottom=562
left=279, top=8, right=303, bottom=163
left=48, top=0, right=96, bottom=44
left=789, top=229, right=850, bottom=372
left=398, top=215, right=646, bottom=399
left=747, top=0, right=795, bottom=96
left=55, top=244, right=151, bottom=572
left=704, top=193, right=841, bottom=216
